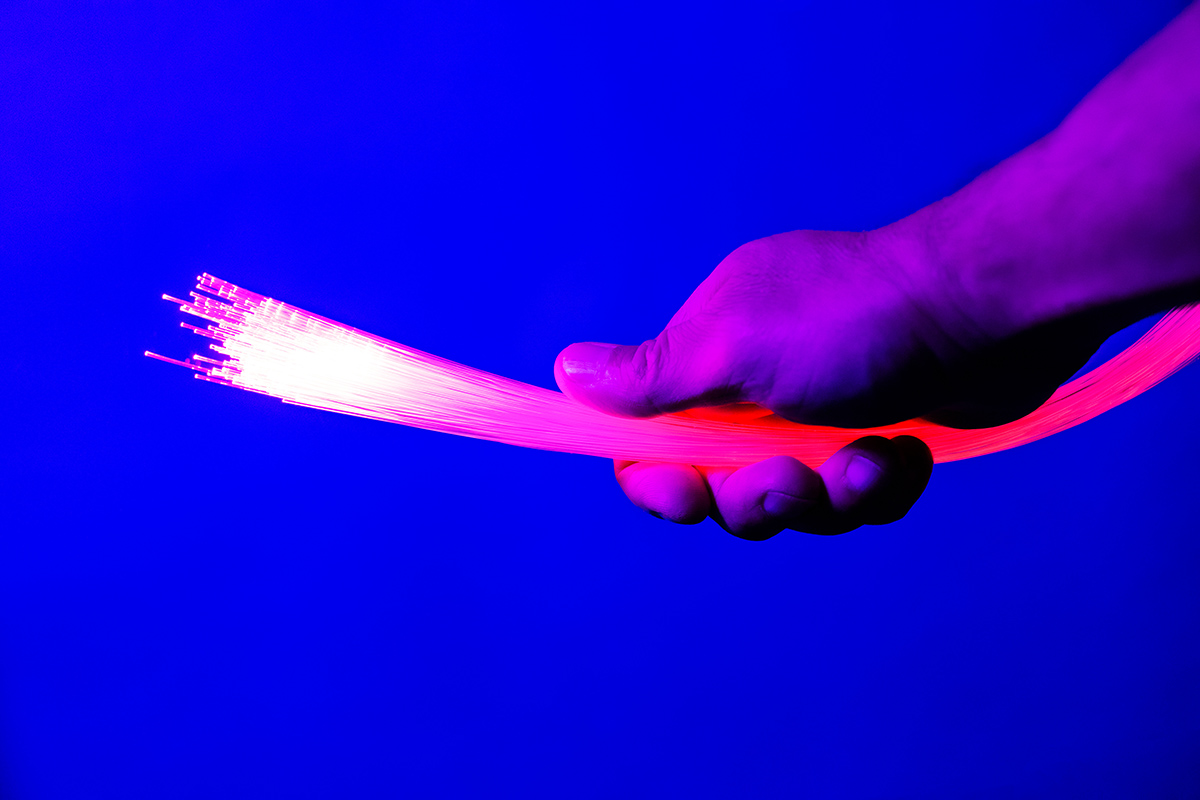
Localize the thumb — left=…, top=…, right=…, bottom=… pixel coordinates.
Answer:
left=553, top=318, right=739, bottom=418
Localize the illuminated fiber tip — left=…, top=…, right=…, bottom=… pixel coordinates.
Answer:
left=144, top=351, right=204, bottom=371
left=146, top=274, right=1200, bottom=468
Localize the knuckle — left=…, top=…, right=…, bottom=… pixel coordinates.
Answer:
left=630, top=336, right=673, bottom=398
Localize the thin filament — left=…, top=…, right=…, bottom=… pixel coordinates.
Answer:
left=146, top=274, right=1200, bottom=467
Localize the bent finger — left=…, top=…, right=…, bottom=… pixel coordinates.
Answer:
left=703, top=455, right=828, bottom=541
left=613, top=460, right=710, bottom=524
left=816, top=435, right=932, bottom=529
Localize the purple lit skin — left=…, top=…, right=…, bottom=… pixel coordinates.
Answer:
left=554, top=3, right=1200, bottom=540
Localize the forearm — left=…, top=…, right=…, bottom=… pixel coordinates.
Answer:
left=909, top=2, right=1200, bottom=343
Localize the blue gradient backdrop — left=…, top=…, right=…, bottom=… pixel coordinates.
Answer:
left=2, top=2, right=1198, bottom=797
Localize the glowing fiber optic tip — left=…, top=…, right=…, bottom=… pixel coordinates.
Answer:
left=147, top=274, right=1200, bottom=468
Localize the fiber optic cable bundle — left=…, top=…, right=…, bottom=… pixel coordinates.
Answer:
left=147, top=274, right=1200, bottom=467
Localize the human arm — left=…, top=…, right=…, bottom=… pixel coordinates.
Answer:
left=555, top=2, right=1200, bottom=539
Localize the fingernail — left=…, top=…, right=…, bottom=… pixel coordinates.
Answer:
left=561, top=342, right=617, bottom=388
left=763, top=490, right=807, bottom=519
left=845, top=455, right=883, bottom=493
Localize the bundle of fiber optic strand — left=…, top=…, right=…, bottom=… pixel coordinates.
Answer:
left=146, top=274, right=1200, bottom=468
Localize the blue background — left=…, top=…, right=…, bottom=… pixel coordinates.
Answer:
left=3, top=1, right=1198, bottom=797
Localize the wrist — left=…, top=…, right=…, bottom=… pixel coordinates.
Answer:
left=892, top=2, right=1200, bottom=347
left=891, top=127, right=1200, bottom=353
left=871, top=195, right=1026, bottom=356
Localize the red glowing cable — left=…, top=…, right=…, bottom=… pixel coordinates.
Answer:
left=147, top=274, right=1200, bottom=467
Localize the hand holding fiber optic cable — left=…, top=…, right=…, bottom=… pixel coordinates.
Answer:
left=555, top=2, right=1200, bottom=539
left=150, top=6, right=1200, bottom=538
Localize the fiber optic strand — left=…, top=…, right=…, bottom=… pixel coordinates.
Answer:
left=146, top=274, right=1200, bottom=468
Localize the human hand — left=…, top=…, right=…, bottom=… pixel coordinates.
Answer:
left=557, top=2, right=1200, bottom=539
left=554, top=227, right=1112, bottom=539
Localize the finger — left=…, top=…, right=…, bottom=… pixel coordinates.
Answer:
left=613, top=460, right=710, bottom=524
left=816, top=435, right=926, bottom=528
left=703, top=455, right=827, bottom=541
left=553, top=312, right=740, bottom=418
left=878, top=435, right=934, bottom=523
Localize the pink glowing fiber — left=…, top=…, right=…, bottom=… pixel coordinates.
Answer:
left=146, top=274, right=1200, bottom=468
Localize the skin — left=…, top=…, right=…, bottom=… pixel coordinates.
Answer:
left=554, top=2, right=1200, bottom=541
